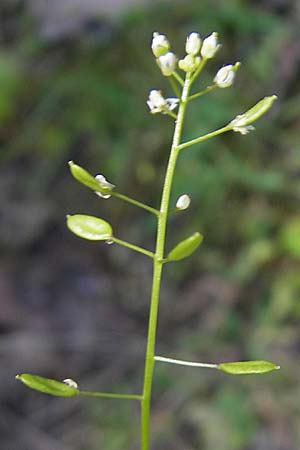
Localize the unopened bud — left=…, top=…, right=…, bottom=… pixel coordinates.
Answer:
left=176, top=194, right=191, bottom=210
left=151, top=32, right=170, bottom=57
left=201, top=32, right=220, bottom=59
left=214, top=65, right=235, bottom=88
left=157, top=52, right=177, bottom=76
left=178, top=54, right=201, bottom=73
left=214, top=62, right=240, bottom=88
left=186, top=32, right=201, bottom=56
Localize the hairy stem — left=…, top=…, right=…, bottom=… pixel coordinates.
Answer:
left=141, top=73, right=192, bottom=450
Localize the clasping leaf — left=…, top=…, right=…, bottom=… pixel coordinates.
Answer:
left=16, top=374, right=79, bottom=397
left=67, top=214, right=113, bottom=241
left=167, top=232, right=203, bottom=261
left=218, top=360, right=280, bottom=375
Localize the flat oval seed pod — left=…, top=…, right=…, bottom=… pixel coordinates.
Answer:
left=218, top=360, right=280, bottom=375
left=69, top=161, right=102, bottom=191
left=167, top=232, right=203, bottom=261
left=67, top=214, right=113, bottom=241
left=16, top=374, right=79, bottom=397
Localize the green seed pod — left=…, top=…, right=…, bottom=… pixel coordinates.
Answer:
left=218, top=360, right=280, bottom=375
left=69, top=161, right=101, bottom=191
left=16, top=374, right=79, bottom=397
left=67, top=214, right=113, bottom=241
left=229, top=95, right=277, bottom=134
left=167, top=232, right=203, bottom=261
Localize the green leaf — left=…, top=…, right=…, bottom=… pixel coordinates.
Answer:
left=167, top=232, right=203, bottom=261
left=68, top=161, right=102, bottom=191
left=16, top=374, right=79, bottom=397
left=229, top=95, right=277, bottom=127
left=67, top=214, right=113, bottom=241
left=218, top=360, right=280, bottom=375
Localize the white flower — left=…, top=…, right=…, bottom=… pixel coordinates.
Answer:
left=201, top=32, right=220, bottom=59
left=147, top=90, right=166, bottom=113
left=94, top=174, right=115, bottom=199
left=147, top=90, right=179, bottom=115
left=178, top=54, right=201, bottom=73
left=165, top=97, right=180, bottom=111
left=186, top=32, right=201, bottom=56
left=63, top=379, right=78, bottom=389
left=157, top=52, right=177, bottom=76
left=214, top=65, right=236, bottom=88
left=232, top=124, right=255, bottom=135
left=230, top=114, right=256, bottom=135
left=151, top=32, right=170, bottom=57
left=176, top=194, right=191, bottom=210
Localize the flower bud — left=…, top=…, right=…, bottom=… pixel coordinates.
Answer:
left=214, top=65, right=236, bottom=88
left=178, top=54, right=201, bottom=73
left=185, top=32, right=201, bottom=56
left=95, top=174, right=115, bottom=199
left=176, top=194, right=191, bottom=210
left=201, top=32, right=220, bottom=59
left=157, top=52, right=177, bottom=76
left=151, top=32, right=170, bottom=57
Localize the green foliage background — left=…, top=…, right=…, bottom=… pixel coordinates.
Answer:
left=1, top=1, right=300, bottom=449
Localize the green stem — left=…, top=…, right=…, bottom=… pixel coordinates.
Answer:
left=154, top=356, right=218, bottom=369
left=172, top=71, right=184, bottom=87
left=112, top=191, right=159, bottom=217
left=163, top=108, right=177, bottom=120
left=168, top=76, right=181, bottom=98
left=178, top=125, right=231, bottom=151
left=80, top=391, right=142, bottom=401
left=141, top=73, right=192, bottom=450
left=188, top=84, right=216, bottom=101
left=112, top=237, right=154, bottom=259
left=190, top=58, right=207, bottom=84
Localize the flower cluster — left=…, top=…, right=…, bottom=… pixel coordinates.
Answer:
left=147, top=31, right=241, bottom=116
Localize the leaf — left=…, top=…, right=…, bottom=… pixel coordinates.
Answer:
left=16, top=374, right=79, bottom=397
left=67, top=214, right=113, bottom=241
left=229, top=95, right=277, bottom=127
left=218, top=360, right=280, bottom=375
left=69, top=161, right=102, bottom=191
left=167, top=232, right=203, bottom=261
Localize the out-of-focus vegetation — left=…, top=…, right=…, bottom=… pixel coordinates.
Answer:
left=0, top=1, right=300, bottom=449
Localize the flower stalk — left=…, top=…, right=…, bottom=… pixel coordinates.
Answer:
left=16, top=30, right=279, bottom=450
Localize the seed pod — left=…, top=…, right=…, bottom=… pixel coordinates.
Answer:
left=67, top=215, right=113, bottom=241
left=167, top=232, right=203, bottom=261
left=16, top=374, right=79, bottom=397
left=218, top=360, right=280, bottom=375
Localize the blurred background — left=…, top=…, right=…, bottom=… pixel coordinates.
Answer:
left=1, top=0, right=300, bottom=449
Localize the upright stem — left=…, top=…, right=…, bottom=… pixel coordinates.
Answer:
left=141, top=73, right=192, bottom=450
